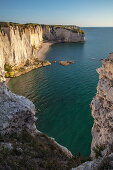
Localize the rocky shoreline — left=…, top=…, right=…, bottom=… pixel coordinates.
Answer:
left=0, top=53, right=113, bottom=169
left=1, top=22, right=113, bottom=169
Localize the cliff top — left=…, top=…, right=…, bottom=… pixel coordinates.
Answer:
left=0, top=22, right=85, bottom=34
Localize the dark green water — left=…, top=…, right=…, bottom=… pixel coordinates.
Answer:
left=8, top=27, right=113, bottom=157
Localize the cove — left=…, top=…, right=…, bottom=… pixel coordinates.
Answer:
left=8, top=27, right=113, bottom=157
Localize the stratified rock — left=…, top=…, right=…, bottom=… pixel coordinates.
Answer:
left=0, top=82, right=38, bottom=136
left=0, top=82, right=72, bottom=159
left=72, top=53, right=113, bottom=169
left=0, top=25, right=84, bottom=70
left=91, top=53, right=113, bottom=158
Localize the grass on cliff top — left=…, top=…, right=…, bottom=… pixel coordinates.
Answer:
left=0, top=22, right=39, bottom=29
left=0, top=22, right=85, bottom=34
left=0, top=131, right=87, bottom=170
left=46, top=25, right=85, bottom=34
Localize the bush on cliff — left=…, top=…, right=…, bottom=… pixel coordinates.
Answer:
left=4, top=64, right=13, bottom=72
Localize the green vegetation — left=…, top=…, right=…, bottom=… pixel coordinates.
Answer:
left=4, top=64, right=15, bottom=78
left=5, top=72, right=10, bottom=78
left=0, top=130, right=88, bottom=169
left=93, top=144, right=105, bottom=158
left=0, top=22, right=39, bottom=29
left=0, top=22, right=85, bottom=35
left=46, top=24, right=85, bottom=35
left=4, top=64, right=13, bottom=72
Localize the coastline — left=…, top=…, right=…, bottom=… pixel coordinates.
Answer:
left=5, top=41, right=54, bottom=85
left=37, top=41, right=54, bottom=61
left=5, top=40, right=83, bottom=85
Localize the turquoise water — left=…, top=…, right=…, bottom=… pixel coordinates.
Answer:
left=8, top=27, right=113, bottom=157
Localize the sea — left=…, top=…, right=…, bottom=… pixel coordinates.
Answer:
left=8, top=27, right=113, bottom=157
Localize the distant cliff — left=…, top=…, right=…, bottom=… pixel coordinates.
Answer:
left=0, top=22, right=85, bottom=71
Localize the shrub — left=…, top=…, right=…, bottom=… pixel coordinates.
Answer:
left=5, top=72, right=10, bottom=78
left=4, top=64, right=13, bottom=72
left=9, top=72, right=14, bottom=77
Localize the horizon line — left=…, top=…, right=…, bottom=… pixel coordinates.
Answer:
left=0, top=21, right=113, bottom=28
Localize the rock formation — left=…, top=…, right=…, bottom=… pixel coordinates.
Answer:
left=73, top=53, right=113, bottom=169
left=43, top=25, right=85, bottom=42
left=0, top=82, right=87, bottom=169
left=91, top=53, right=113, bottom=158
left=59, top=60, right=74, bottom=66
left=0, top=82, right=37, bottom=136
left=0, top=23, right=85, bottom=71
left=1, top=22, right=113, bottom=169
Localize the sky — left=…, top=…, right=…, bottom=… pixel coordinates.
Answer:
left=0, top=0, right=113, bottom=27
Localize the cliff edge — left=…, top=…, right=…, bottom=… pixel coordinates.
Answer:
left=0, top=22, right=85, bottom=71
left=73, top=53, right=113, bottom=170
left=0, top=82, right=87, bottom=169
left=91, top=53, right=113, bottom=158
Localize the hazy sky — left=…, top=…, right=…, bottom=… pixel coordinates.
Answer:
left=0, top=0, right=113, bottom=27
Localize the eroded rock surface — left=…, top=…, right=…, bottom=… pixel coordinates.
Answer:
left=0, top=82, right=37, bottom=136
left=91, top=53, right=113, bottom=158
left=0, top=24, right=85, bottom=70
left=72, top=53, right=113, bottom=169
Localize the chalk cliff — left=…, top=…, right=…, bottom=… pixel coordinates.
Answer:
left=0, top=23, right=85, bottom=71
left=1, top=22, right=113, bottom=169
left=91, top=53, right=113, bottom=158
left=0, top=25, right=43, bottom=70
left=73, top=53, right=113, bottom=169
left=0, top=82, right=88, bottom=169
left=0, top=53, right=112, bottom=169
left=43, top=25, right=84, bottom=42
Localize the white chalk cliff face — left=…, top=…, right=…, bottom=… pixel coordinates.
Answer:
left=73, top=53, right=113, bottom=170
left=91, top=53, right=113, bottom=158
left=0, top=82, right=37, bottom=136
left=0, top=26, right=43, bottom=70
left=43, top=26, right=85, bottom=42
left=0, top=25, right=85, bottom=71
left=0, top=82, right=72, bottom=158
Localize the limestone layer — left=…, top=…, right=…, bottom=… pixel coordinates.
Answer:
left=72, top=53, right=113, bottom=169
left=91, top=53, right=113, bottom=158
left=0, top=82, right=37, bottom=136
left=0, top=82, right=72, bottom=158
left=0, top=25, right=85, bottom=71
